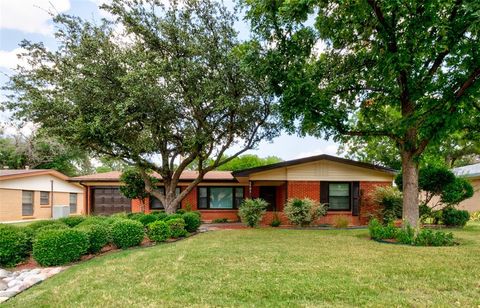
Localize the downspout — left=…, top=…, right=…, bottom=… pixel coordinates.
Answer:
left=50, top=180, right=54, bottom=218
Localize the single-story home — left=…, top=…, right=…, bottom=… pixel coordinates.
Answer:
left=452, top=163, right=480, bottom=212
left=0, top=169, right=84, bottom=222
left=70, top=155, right=396, bottom=225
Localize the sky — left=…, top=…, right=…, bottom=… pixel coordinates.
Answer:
left=0, top=0, right=341, bottom=161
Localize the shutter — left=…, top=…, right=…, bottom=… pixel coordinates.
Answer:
left=320, top=181, right=329, bottom=205
left=352, top=181, right=360, bottom=216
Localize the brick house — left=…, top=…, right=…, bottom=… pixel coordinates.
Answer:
left=70, top=155, right=396, bottom=226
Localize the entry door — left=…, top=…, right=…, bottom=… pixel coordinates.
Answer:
left=259, top=186, right=276, bottom=211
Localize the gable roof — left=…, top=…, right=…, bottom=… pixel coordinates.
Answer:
left=232, top=154, right=397, bottom=177
left=70, top=170, right=235, bottom=182
left=452, top=163, right=480, bottom=179
left=0, top=169, right=69, bottom=181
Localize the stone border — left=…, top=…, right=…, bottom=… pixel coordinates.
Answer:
left=0, top=267, right=65, bottom=303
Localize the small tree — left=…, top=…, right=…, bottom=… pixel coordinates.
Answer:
left=370, top=186, right=403, bottom=223
left=119, top=169, right=157, bottom=213
left=238, top=198, right=268, bottom=227
left=284, top=198, right=327, bottom=227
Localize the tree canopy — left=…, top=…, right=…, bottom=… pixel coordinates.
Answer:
left=242, top=0, right=480, bottom=226
left=4, top=0, right=278, bottom=213
left=188, top=154, right=282, bottom=171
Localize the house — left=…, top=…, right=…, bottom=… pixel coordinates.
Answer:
left=0, top=169, right=84, bottom=222
left=70, top=155, right=396, bottom=225
left=452, top=163, right=480, bottom=212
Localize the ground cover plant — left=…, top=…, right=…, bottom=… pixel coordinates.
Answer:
left=4, top=223, right=480, bottom=307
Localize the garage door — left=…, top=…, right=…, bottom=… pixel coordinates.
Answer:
left=92, top=187, right=131, bottom=215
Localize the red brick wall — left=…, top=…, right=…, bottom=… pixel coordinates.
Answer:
left=359, top=181, right=392, bottom=224
left=287, top=181, right=320, bottom=201
left=131, top=198, right=149, bottom=213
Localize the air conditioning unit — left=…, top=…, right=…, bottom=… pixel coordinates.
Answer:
left=53, top=205, right=70, bottom=219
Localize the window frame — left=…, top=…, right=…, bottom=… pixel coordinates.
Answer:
left=22, top=190, right=34, bottom=216
left=327, top=182, right=352, bottom=211
left=197, top=186, right=244, bottom=210
left=150, top=187, right=182, bottom=210
left=40, top=191, right=50, bottom=205
left=69, top=193, right=77, bottom=214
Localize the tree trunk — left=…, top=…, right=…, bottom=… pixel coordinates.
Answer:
left=401, top=152, right=420, bottom=227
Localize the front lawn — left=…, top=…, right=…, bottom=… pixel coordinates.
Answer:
left=5, top=223, right=480, bottom=307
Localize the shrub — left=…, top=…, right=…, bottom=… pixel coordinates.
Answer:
left=0, top=225, right=30, bottom=267
left=59, top=216, right=86, bottom=227
left=166, top=218, right=187, bottom=238
left=182, top=212, right=201, bottom=232
left=212, top=218, right=229, bottom=223
left=442, top=207, right=470, bottom=227
left=176, top=209, right=186, bottom=215
left=395, top=224, right=415, bottom=245
left=370, top=186, right=402, bottom=222
left=413, top=229, right=455, bottom=246
left=270, top=213, right=281, bottom=227
left=76, top=216, right=109, bottom=227
left=163, top=213, right=183, bottom=221
left=368, top=219, right=397, bottom=240
left=284, top=198, right=327, bottom=227
left=471, top=211, right=480, bottom=222
left=111, top=212, right=129, bottom=219
left=27, top=220, right=68, bottom=232
left=333, top=216, right=349, bottom=228
left=36, top=223, right=69, bottom=234
left=238, top=198, right=268, bottom=227
left=127, top=212, right=145, bottom=220
left=33, top=229, right=89, bottom=266
left=147, top=221, right=171, bottom=242
left=110, top=219, right=145, bottom=249
left=76, top=224, right=110, bottom=254
left=150, top=211, right=168, bottom=221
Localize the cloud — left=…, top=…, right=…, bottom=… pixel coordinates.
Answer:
left=294, top=144, right=341, bottom=159
left=0, top=0, right=70, bottom=35
left=0, top=48, right=28, bottom=71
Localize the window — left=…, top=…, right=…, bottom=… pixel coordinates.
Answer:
left=198, top=187, right=244, bottom=210
left=328, top=183, right=350, bottom=210
left=69, top=193, right=77, bottom=214
left=150, top=187, right=181, bottom=210
left=22, top=191, right=34, bottom=216
left=40, top=191, right=50, bottom=205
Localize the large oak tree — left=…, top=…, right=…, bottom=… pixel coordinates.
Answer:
left=4, top=0, right=278, bottom=213
left=242, top=0, right=480, bottom=226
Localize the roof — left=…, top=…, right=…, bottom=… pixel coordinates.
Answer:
left=70, top=170, right=236, bottom=182
left=232, top=154, right=397, bottom=177
left=452, top=163, right=480, bottom=179
left=0, top=169, right=69, bottom=181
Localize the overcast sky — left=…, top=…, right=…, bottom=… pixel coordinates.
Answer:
left=0, top=0, right=341, bottom=160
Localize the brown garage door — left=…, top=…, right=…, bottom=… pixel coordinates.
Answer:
left=92, top=187, right=131, bottom=215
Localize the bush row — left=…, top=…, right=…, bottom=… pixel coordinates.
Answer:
left=368, top=219, right=455, bottom=246
left=0, top=211, right=201, bottom=267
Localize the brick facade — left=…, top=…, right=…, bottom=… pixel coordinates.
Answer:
left=359, top=181, right=392, bottom=225
left=287, top=181, right=320, bottom=201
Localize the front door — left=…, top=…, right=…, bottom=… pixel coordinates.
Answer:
left=259, top=186, right=276, bottom=211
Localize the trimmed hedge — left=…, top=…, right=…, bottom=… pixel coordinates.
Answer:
left=182, top=212, right=201, bottom=232
left=110, top=219, right=145, bottom=249
left=0, top=225, right=30, bottom=267
left=76, top=224, right=110, bottom=253
left=150, top=211, right=168, bottom=221
left=147, top=221, right=171, bottom=242
left=59, top=216, right=86, bottom=227
left=36, top=223, right=69, bottom=234
left=76, top=216, right=109, bottom=227
left=166, top=218, right=187, bottom=238
left=138, top=214, right=159, bottom=226
left=163, top=214, right=183, bottom=221
left=442, top=208, right=470, bottom=227
left=27, top=220, right=68, bottom=232
left=33, top=229, right=89, bottom=266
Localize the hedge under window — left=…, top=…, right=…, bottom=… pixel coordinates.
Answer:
left=150, top=187, right=181, bottom=210
left=198, top=187, right=244, bottom=209
left=40, top=191, right=50, bottom=205
left=328, top=183, right=350, bottom=210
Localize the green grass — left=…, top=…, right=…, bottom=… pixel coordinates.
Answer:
left=6, top=222, right=480, bottom=307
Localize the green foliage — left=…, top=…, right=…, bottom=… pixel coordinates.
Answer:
left=182, top=212, right=202, bottom=232
left=270, top=212, right=281, bottom=227
left=413, top=229, right=455, bottom=247
left=147, top=221, right=171, bottom=242
left=368, top=219, right=397, bottom=240
left=165, top=218, right=188, bottom=238
left=238, top=198, right=268, bottom=227
left=36, top=223, right=69, bottom=234
left=176, top=209, right=186, bottom=215
left=76, top=216, right=109, bottom=227
left=137, top=214, right=159, bottom=226
left=194, top=154, right=283, bottom=171
left=0, top=224, right=30, bottom=267
left=119, top=169, right=157, bottom=208
left=212, top=218, right=229, bottom=223
left=441, top=177, right=474, bottom=205
left=471, top=211, right=480, bottom=222
left=395, top=225, right=415, bottom=245
left=284, top=198, right=327, bottom=227
left=163, top=214, right=183, bottom=221
left=59, top=216, right=86, bottom=227
left=150, top=211, right=168, bottom=221
left=110, top=219, right=145, bottom=249
left=442, top=208, right=470, bottom=227
left=76, top=224, right=110, bottom=254
left=370, top=186, right=403, bottom=223
left=27, top=220, right=68, bottom=233
left=333, top=216, right=349, bottom=228
left=33, top=229, right=89, bottom=266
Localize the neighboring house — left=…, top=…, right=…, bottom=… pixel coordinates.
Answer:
left=70, top=155, right=396, bottom=226
left=452, top=163, right=480, bottom=212
left=0, top=169, right=84, bottom=222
